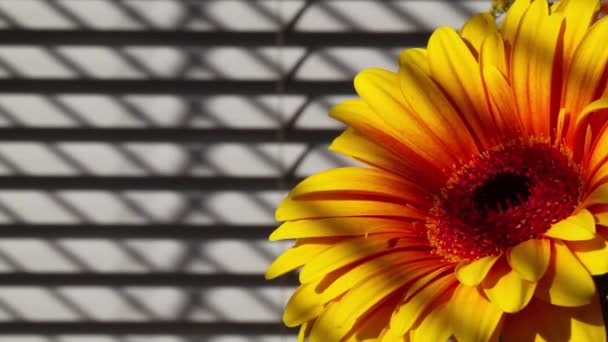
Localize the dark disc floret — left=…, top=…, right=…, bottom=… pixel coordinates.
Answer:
left=427, top=138, right=582, bottom=262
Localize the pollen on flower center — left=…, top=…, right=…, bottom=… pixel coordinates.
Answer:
left=427, top=139, right=582, bottom=262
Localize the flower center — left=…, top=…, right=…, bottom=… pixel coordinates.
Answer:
left=427, top=139, right=582, bottom=262
left=472, top=172, right=530, bottom=213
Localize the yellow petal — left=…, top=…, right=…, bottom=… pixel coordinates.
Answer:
left=411, top=283, right=504, bottom=342
left=398, top=48, right=429, bottom=75
left=567, top=235, right=608, bottom=275
left=329, top=128, right=443, bottom=190
left=378, top=325, right=408, bottom=342
left=298, top=321, right=312, bottom=342
left=318, top=250, right=436, bottom=304
left=265, top=239, right=333, bottom=279
left=501, top=0, right=531, bottom=49
left=480, top=30, right=507, bottom=77
left=569, top=97, right=608, bottom=160
left=411, top=284, right=503, bottom=342
left=528, top=11, right=563, bottom=136
left=507, top=238, right=550, bottom=282
left=503, top=296, right=606, bottom=342
left=460, top=12, right=497, bottom=55
left=276, top=196, right=427, bottom=221
left=535, top=240, right=596, bottom=307
left=390, top=271, right=456, bottom=336
left=309, top=301, right=350, bottom=342
left=400, top=265, right=453, bottom=302
left=552, top=0, right=600, bottom=68
left=399, top=61, right=479, bottom=157
left=563, top=16, right=608, bottom=120
left=427, top=27, right=494, bottom=149
left=583, top=116, right=608, bottom=183
left=353, top=69, right=457, bottom=168
left=283, top=281, right=324, bottom=327
left=543, top=209, right=596, bottom=241
left=569, top=296, right=607, bottom=342
left=482, top=260, right=536, bottom=313
left=450, top=284, right=504, bottom=342
left=454, top=253, right=502, bottom=286
left=270, top=217, right=416, bottom=241
left=287, top=167, right=431, bottom=208
left=342, top=295, right=400, bottom=342
left=590, top=206, right=608, bottom=238
left=409, top=294, right=453, bottom=342
left=480, top=64, right=521, bottom=139
left=510, top=0, right=563, bottom=136
left=330, top=95, right=450, bottom=173
left=299, top=237, right=430, bottom=283
left=555, top=107, right=571, bottom=142
left=333, top=260, right=443, bottom=330
left=584, top=181, right=608, bottom=208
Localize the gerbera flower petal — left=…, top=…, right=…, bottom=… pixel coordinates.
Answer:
left=583, top=115, right=608, bottom=181
left=398, top=48, right=429, bottom=74
left=591, top=204, right=608, bottom=226
left=342, top=296, right=401, bottom=342
left=553, top=0, right=600, bottom=75
left=317, top=250, right=436, bottom=305
left=353, top=69, right=462, bottom=168
left=571, top=97, right=608, bottom=161
left=283, top=280, right=325, bottom=327
left=308, top=301, right=349, bottom=342
left=460, top=12, right=498, bottom=54
left=265, top=238, right=335, bottom=279
left=566, top=234, right=608, bottom=274
left=412, top=284, right=504, bottom=342
left=535, top=240, right=596, bottom=307
left=297, top=321, right=311, bottom=342
left=502, top=296, right=605, bottom=342
left=584, top=182, right=608, bottom=208
left=332, top=260, right=446, bottom=329
left=409, top=293, right=453, bottom=342
left=481, top=260, right=536, bottom=313
left=276, top=196, right=428, bottom=221
left=287, top=167, right=432, bottom=208
left=480, top=31, right=508, bottom=77
left=330, top=97, right=451, bottom=173
left=390, top=271, right=456, bottom=335
left=454, top=253, right=502, bottom=286
left=298, top=236, right=431, bottom=283
left=398, top=61, right=480, bottom=158
left=480, top=64, right=520, bottom=138
left=378, top=326, right=410, bottom=342
left=510, top=0, right=563, bottom=136
left=543, top=208, right=596, bottom=240
left=329, top=128, right=441, bottom=189
left=501, top=0, right=531, bottom=48
left=270, top=217, right=418, bottom=241
left=562, top=9, right=608, bottom=118
left=427, top=27, right=496, bottom=147
left=506, top=238, right=551, bottom=282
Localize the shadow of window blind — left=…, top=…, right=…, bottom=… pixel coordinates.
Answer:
left=0, top=0, right=487, bottom=341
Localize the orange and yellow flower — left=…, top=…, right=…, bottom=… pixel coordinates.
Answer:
left=267, top=0, right=608, bottom=340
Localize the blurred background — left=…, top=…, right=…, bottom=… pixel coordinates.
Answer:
left=0, top=0, right=490, bottom=341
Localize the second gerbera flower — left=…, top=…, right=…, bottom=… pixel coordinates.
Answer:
left=268, top=0, right=608, bottom=340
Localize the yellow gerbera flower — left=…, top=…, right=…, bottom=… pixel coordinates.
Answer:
left=267, top=0, right=608, bottom=340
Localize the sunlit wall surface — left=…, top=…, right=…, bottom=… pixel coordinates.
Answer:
left=0, top=1, right=488, bottom=341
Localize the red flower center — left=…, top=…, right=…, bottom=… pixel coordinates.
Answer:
left=427, top=139, right=582, bottom=262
